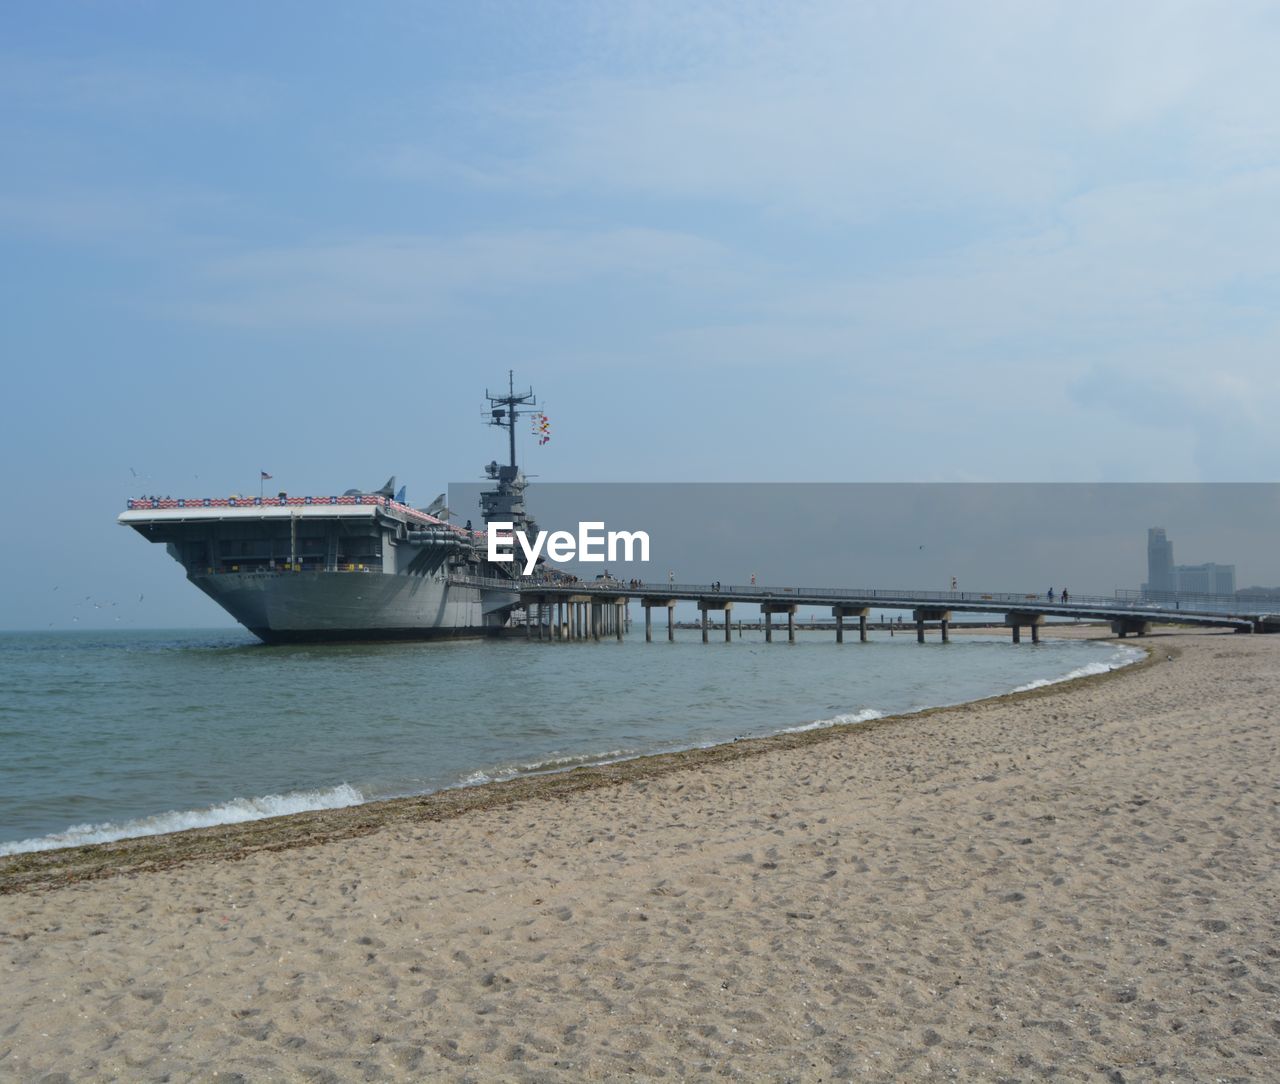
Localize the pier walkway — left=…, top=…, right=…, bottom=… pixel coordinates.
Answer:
left=450, top=576, right=1275, bottom=643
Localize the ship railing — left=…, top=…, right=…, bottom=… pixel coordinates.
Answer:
left=200, top=561, right=387, bottom=575
left=124, top=495, right=483, bottom=535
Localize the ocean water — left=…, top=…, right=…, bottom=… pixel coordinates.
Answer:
left=0, top=626, right=1140, bottom=855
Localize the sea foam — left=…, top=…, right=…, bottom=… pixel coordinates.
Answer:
left=0, top=783, right=364, bottom=856
left=1011, top=645, right=1143, bottom=693
left=779, top=707, right=885, bottom=735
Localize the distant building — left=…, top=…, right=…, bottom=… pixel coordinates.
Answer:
left=1146, top=528, right=1174, bottom=593
left=1238, top=586, right=1280, bottom=603
left=1175, top=562, right=1236, bottom=596
left=1143, top=528, right=1235, bottom=598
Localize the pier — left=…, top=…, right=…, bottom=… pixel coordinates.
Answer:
left=456, top=577, right=1276, bottom=641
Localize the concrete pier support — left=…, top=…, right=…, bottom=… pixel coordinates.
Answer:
left=1005, top=612, right=1043, bottom=645
left=833, top=606, right=870, bottom=645
left=698, top=599, right=733, bottom=643
left=562, top=596, right=591, bottom=641
left=641, top=598, right=678, bottom=644
left=762, top=603, right=797, bottom=644
left=912, top=609, right=952, bottom=644
left=615, top=602, right=625, bottom=641
left=520, top=594, right=557, bottom=641
left=1110, top=618, right=1150, bottom=638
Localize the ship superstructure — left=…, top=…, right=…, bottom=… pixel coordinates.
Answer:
left=118, top=378, right=548, bottom=643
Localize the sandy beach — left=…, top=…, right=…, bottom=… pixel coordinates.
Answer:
left=2, top=627, right=1277, bottom=1082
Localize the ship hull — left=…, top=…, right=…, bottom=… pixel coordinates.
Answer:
left=191, top=571, right=507, bottom=644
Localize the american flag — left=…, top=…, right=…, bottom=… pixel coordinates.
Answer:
left=261, top=471, right=273, bottom=480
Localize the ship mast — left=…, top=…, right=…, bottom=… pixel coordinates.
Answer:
left=485, top=370, right=536, bottom=469
left=479, top=372, right=538, bottom=538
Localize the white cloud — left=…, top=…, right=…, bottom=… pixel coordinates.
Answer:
left=405, top=1, right=1280, bottom=224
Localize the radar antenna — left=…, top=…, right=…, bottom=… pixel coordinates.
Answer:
left=484, top=370, right=537, bottom=470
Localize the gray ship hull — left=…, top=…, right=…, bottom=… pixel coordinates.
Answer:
left=192, top=571, right=509, bottom=644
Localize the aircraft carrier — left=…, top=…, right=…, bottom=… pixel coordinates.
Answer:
left=119, top=377, right=550, bottom=643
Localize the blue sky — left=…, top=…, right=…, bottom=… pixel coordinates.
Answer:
left=3, top=1, right=1279, bottom=628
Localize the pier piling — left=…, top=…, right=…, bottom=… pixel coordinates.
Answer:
left=511, top=580, right=1253, bottom=648
left=697, top=599, right=733, bottom=644
left=833, top=605, right=870, bottom=645
left=761, top=603, right=797, bottom=644
left=912, top=609, right=952, bottom=643
left=1005, top=612, right=1043, bottom=645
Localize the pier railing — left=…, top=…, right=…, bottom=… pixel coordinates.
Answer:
left=449, top=574, right=1270, bottom=626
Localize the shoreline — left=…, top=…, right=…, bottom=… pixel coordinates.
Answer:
left=0, top=628, right=1146, bottom=895
left=3, top=626, right=1276, bottom=1080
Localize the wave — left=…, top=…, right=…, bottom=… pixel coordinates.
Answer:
left=1011, top=645, right=1143, bottom=693
left=779, top=708, right=885, bottom=735
left=0, top=783, right=364, bottom=857
left=3, top=645, right=1141, bottom=856
left=453, top=748, right=638, bottom=788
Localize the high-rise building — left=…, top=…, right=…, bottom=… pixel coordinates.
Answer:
left=1146, top=527, right=1174, bottom=593
left=1143, top=528, right=1235, bottom=597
